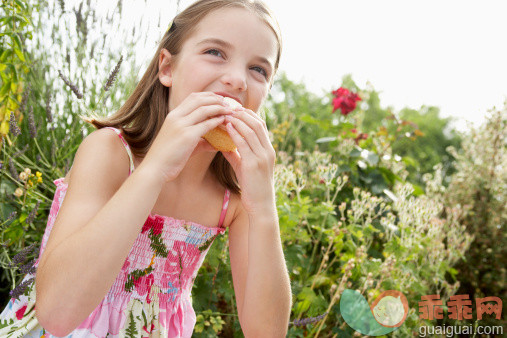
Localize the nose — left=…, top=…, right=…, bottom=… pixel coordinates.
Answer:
left=221, top=64, right=247, bottom=92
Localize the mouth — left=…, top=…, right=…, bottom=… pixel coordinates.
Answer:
left=213, top=92, right=242, bottom=105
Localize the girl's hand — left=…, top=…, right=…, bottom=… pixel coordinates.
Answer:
left=221, top=107, right=277, bottom=216
left=142, top=92, right=234, bottom=183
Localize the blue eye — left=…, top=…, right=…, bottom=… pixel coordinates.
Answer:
left=205, top=49, right=223, bottom=57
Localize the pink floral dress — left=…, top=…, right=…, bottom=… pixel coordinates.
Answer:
left=0, top=127, right=230, bottom=337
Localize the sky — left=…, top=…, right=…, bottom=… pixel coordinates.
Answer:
left=96, top=0, right=507, bottom=132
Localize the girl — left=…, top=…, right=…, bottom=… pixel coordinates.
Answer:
left=0, top=0, right=292, bottom=337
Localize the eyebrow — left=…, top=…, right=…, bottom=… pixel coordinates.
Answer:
left=197, top=38, right=274, bottom=72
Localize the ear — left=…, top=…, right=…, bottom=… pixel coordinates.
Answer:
left=158, top=48, right=173, bottom=87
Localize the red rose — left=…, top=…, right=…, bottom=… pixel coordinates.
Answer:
left=331, top=87, right=361, bottom=115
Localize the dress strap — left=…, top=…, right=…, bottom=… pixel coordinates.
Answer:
left=218, top=189, right=231, bottom=228
left=103, top=127, right=135, bottom=176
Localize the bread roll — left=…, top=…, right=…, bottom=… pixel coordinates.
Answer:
left=203, top=96, right=241, bottom=152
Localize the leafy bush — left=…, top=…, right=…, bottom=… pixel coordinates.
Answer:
left=435, top=106, right=506, bottom=332
left=270, top=123, right=472, bottom=336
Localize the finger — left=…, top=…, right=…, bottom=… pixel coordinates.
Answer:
left=234, top=106, right=265, bottom=123
left=226, top=113, right=267, bottom=154
left=221, top=147, right=241, bottom=172
left=236, top=107, right=275, bottom=152
left=183, top=104, right=234, bottom=126
left=171, top=92, right=227, bottom=118
left=237, top=107, right=268, bottom=134
left=225, top=120, right=255, bottom=157
left=196, top=115, right=227, bottom=137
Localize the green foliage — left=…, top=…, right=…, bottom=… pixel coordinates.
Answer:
left=0, top=0, right=35, bottom=137
left=431, top=107, right=506, bottom=331
left=194, top=309, right=227, bottom=336
left=393, top=106, right=462, bottom=184
left=266, top=73, right=463, bottom=190
left=264, top=73, right=476, bottom=337
left=192, top=234, right=243, bottom=337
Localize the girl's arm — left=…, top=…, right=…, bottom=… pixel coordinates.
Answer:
left=229, top=200, right=292, bottom=337
left=35, top=129, right=165, bottom=336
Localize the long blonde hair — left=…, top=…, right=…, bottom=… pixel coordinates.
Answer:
left=81, top=0, right=282, bottom=195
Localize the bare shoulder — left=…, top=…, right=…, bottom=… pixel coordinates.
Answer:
left=38, top=128, right=132, bottom=271
left=63, top=128, right=131, bottom=185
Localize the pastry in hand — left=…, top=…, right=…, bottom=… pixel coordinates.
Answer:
left=203, top=96, right=241, bottom=152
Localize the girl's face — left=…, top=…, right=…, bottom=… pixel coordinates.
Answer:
left=160, top=7, right=278, bottom=113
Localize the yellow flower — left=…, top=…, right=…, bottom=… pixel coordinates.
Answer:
left=414, top=129, right=424, bottom=137
left=14, top=188, right=23, bottom=197
left=36, top=171, right=42, bottom=177
left=38, top=177, right=42, bottom=183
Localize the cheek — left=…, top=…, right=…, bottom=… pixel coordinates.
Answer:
left=249, top=85, right=269, bottom=107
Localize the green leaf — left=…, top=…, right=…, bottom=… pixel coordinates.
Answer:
left=300, top=114, right=329, bottom=130
left=378, top=167, right=401, bottom=184
left=295, top=287, right=318, bottom=314
left=300, top=114, right=321, bottom=125
left=0, top=81, right=11, bottom=97
left=311, top=275, right=332, bottom=288
left=411, top=184, right=424, bottom=196
left=14, top=0, right=27, bottom=10
left=13, top=47, right=25, bottom=62
left=402, top=156, right=418, bottom=169
left=349, top=148, right=361, bottom=158
left=0, top=50, right=9, bottom=61
left=366, top=152, right=379, bottom=166
left=4, top=225, right=23, bottom=242
left=7, top=63, right=18, bottom=82
left=360, top=149, right=379, bottom=166
left=316, top=136, right=337, bottom=143
left=11, top=33, right=22, bottom=50
left=13, top=14, right=29, bottom=25
left=338, top=122, right=355, bottom=130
